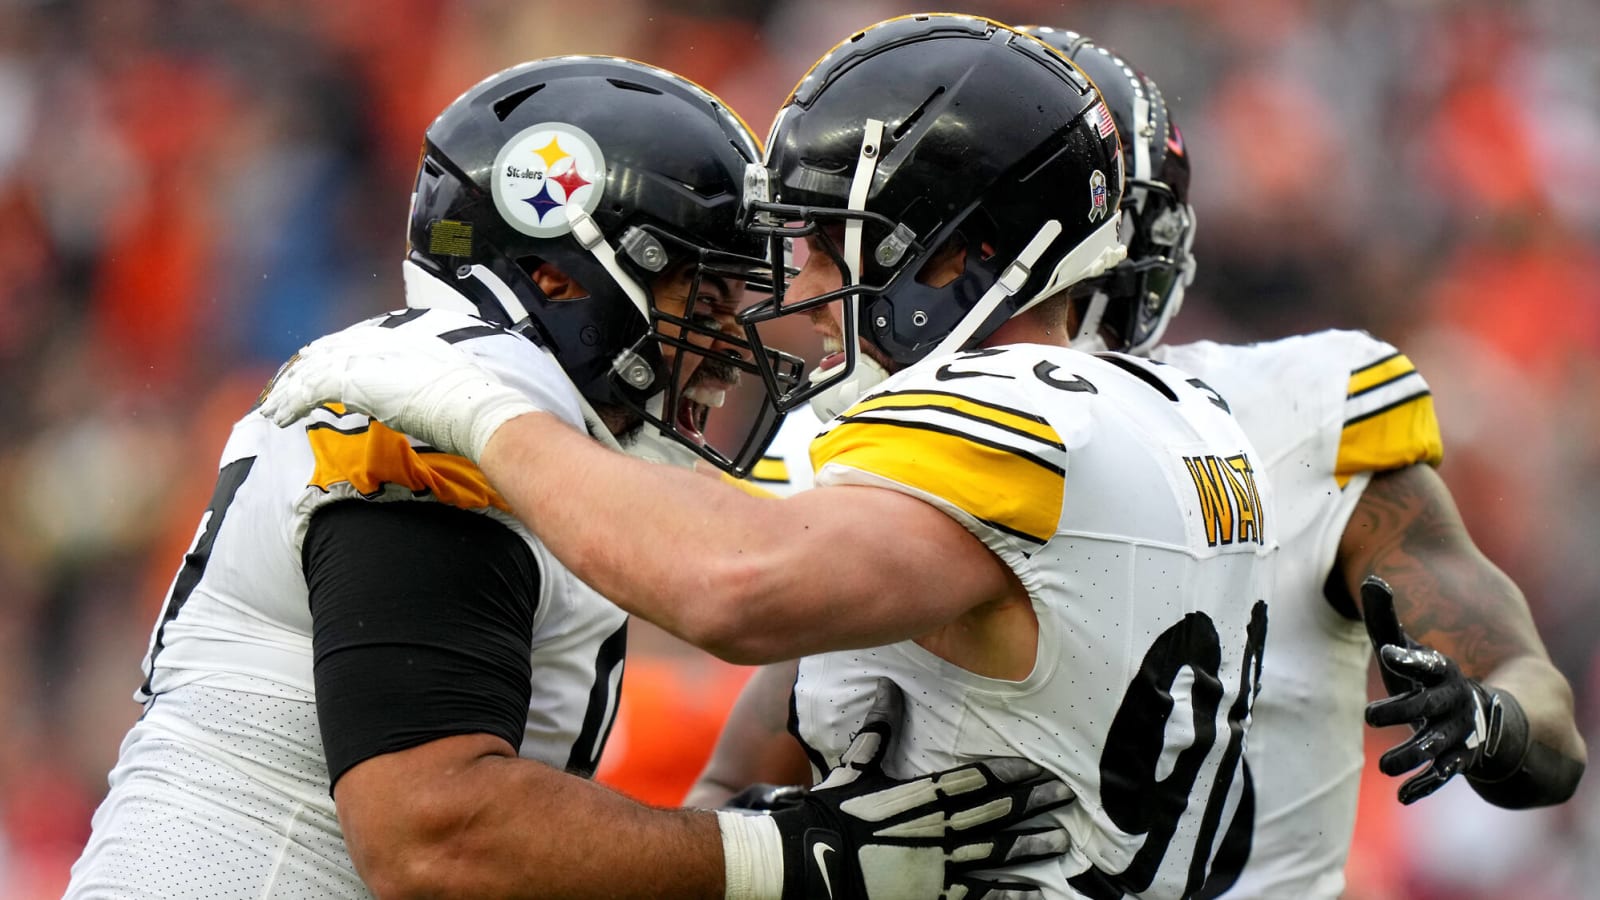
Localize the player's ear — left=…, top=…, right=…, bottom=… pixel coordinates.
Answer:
left=530, top=262, right=587, bottom=300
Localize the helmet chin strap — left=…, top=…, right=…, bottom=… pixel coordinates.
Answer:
left=808, top=352, right=890, bottom=421
left=925, top=218, right=1066, bottom=362
left=1019, top=215, right=1128, bottom=324
left=568, top=209, right=652, bottom=322
left=926, top=212, right=1126, bottom=364
left=566, top=208, right=668, bottom=391
left=806, top=118, right=884, bottom=422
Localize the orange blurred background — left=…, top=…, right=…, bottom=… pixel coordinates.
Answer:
left=1, top=2, right=1595, bottom=897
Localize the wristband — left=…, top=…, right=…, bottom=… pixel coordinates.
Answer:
left=716, top=809, right=785, bottom=900
left=1466, top=689, right=1585, bottom=808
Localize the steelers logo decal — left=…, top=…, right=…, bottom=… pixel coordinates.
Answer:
left=492, top=123, right=607, bottom=238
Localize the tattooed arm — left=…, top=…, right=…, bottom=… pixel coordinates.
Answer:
left=1337, top=463, right=1586, bottom=806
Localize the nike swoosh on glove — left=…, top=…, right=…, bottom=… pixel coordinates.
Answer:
left=258, top=325, right=536, bottom=461
left=771, top=678, right=1074, bottom=900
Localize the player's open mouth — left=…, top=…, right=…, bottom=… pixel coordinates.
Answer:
left=676, top=380, right=731, bottom=446
left=815, top=337, right=846, bottom=374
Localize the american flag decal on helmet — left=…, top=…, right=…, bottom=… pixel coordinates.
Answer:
left=1091, top=100, right=1116, bottom=139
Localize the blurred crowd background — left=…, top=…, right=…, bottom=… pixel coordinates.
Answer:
left=1, top=0, right=1596, bottom=897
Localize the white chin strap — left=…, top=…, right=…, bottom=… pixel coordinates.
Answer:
left=568, top=208, right=652, bottom=322
left=807, top=118, right=884, bottom=421
left=808, top=352, right=890, bottom=421
left=927, top=214, right=1126, bottom=363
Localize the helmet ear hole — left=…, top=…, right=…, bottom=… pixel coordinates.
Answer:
left=523, top=260, right=588, bottom=301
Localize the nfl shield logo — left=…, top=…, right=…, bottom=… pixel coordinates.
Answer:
left=1087, top=169, right=1109, bottom=222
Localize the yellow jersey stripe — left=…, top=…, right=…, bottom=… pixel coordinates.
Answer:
left=748, top=457, right=790, bottom=483
left=811, top=418, right=1063, bottom=544
left=722, top=471, right=781, bottom=499
left=1336, top=392, right=1444, bottom=487
left=307, top=420, right=508, bottom=511
left=1348, top=352, right=1415, bottom=398
left=842, top=390, right=1064, bottom=449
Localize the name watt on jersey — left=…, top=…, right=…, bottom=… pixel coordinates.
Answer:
left=1183, top=452, right=1266, bottom=547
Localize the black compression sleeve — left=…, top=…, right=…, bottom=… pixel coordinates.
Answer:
left=304, top=500, right=540, bottom=788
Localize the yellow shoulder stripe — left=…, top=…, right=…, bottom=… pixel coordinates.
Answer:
left=1336, top=393, right=1444, bottom=487
left=842, top=390, right=1063, bottom=448
left=1348, top=352, right=1416, bottom=397
left=748, top=457, right=790, bottom=484
left=811, top=418, right=1063, bottom=544
left=722, top=471, right=781, bottom=499
left=307, top=420, right=508, bottom=511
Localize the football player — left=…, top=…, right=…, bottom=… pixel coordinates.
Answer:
left=703, top=27, right=1588, bottom=900
left=261, top=15, right=1281, bottom=899
left=65, top=57, right=1073, bottom=900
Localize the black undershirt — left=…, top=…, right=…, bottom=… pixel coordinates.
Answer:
left=303, top=499, right=540, bottom=788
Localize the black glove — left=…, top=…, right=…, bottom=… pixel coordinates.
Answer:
left=1361, top=576, right=1514, bottom=805
left=771, top=678, right=1073, bottom=900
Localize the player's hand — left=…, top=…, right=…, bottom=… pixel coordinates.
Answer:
left=770, top=678, right=1072, bottom=900
left=258, top=325, right=534, bottom=461
left=1361, top=576, right=1507, bottom=805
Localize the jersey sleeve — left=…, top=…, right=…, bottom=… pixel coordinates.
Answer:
left=1335, top=337, right=1444, bottom=485
left=809, top=362, right=1069, bottom=562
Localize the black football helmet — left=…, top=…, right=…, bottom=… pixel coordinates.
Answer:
left=738, top=14, right=1128, bottom=416
left=1019, top=27, right=1197, bottom=356
left=405, top=56, right=803, bottom=475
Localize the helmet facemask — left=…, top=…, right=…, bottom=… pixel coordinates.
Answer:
left=1070, top=177, right=1197, bottom=355
left=611, top=228, right=806, bottom=473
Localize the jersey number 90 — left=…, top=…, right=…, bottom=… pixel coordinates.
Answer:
left=1071, top=601, right=1268, bottom=899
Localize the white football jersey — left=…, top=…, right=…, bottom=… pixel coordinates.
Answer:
left=66, top=308, right=628, bottom=899
left=760, top=332, right=1444, bottom=899
left=788, top=345, right=1276, bottom=900
left=1152, top=331, right=1442, bottom=899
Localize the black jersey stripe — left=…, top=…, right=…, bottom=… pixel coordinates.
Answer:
left=1343, top=389, right=1432, bottom=427
left=862, top=387, right=1050, bottom=426
left=1347, top=368, right=1424, bottom=401
left=830, top=414, right=1065, bottom=477
left=1350, top=350, right=1403, bottom=376
left=840, top=402, right=1067, bottom=451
